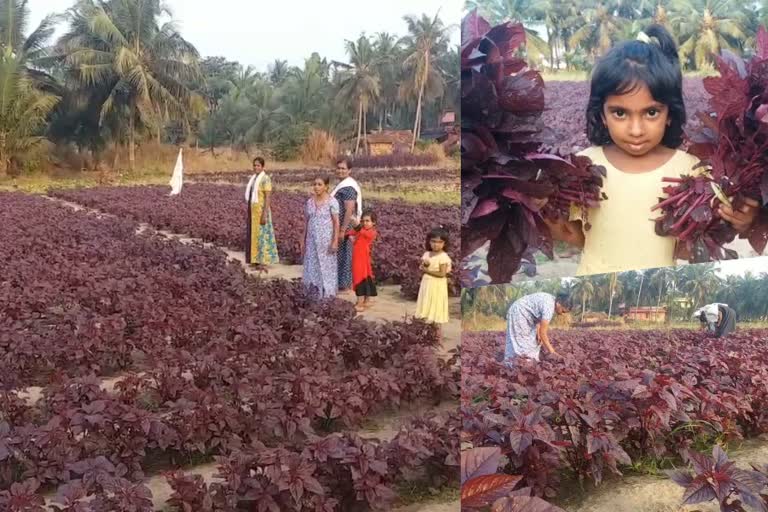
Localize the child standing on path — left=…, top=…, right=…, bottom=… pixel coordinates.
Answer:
left=415, top=226, right=452, bottom=337
left=347, top=211, right=378, bottom=312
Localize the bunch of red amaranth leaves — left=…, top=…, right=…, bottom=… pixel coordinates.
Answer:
left=654, top=26, right=768, bottom=262
left=461, top=10, right=607, bottom=284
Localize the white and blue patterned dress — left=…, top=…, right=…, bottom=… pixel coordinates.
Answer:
left=505, top=293, right=556, bottom=362
left=303, top=197, right=340, bottom=299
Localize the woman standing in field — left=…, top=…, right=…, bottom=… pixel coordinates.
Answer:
left=245, top=157, right=279, bottom=271
left=542, top=24, right=759, bottom=276
left=301, top=176, right=340, bottom=298
left=331, top=158, right=362, bottom=293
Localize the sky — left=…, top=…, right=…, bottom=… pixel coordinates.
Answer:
left=27, top=0, right=461, bottom=71
left=715, top=256, right=768, bottom=277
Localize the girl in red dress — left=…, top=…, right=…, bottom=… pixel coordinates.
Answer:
left=346, top=210, right=378, bottom=312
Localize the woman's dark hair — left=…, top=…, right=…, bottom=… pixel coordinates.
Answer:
left=425, top=225, right=450, bottom=250
left=555, top=293, right=573, bottom=311
left=253, top=156, right=265, bottom=167
left=336, top=158, right=352, bottom=170
left=586, top=24, right=686, bottom=149
left=314, top=176, right=331, bottom=186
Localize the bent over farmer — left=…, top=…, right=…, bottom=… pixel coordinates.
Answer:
left=504, top=292, right=572, bottom=363
left=693, top=303, right=736, bottom=338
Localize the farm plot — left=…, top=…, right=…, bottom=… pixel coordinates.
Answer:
left=0, top=192, right=459, bottom=510
left=461, top=328, right=768, bottom=506
left=188, top=167, right=459, bottom=186
left=49, top=184, right=461, bottom=299
left=187, top=167, right=460, bottom=203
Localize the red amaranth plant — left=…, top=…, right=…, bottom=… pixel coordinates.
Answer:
left=654, top=26, right=768, bottom=261
left=461, top=10, right=606, bottom=283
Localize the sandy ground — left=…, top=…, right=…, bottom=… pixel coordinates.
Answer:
left=39, top=195, right=460, bottom=512
left=561, top=438, right=768, bottom=512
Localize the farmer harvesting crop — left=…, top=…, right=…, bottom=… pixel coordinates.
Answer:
left=504, top=292, right=572, bottom=363
left=332, top=158, right=362, bottom=293
left=245, top=157, right=279, bottom=271
left=693, top=303, right=737, bottom=338
left=542, top=24, right=760, bottom=276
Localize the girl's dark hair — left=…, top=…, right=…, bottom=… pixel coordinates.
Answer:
left=314, top=176, right=331, bottom=186
left=360, top=209, right=377, bottom=223
left=586, top=24, right=686, bottom=149
left=253, top=157, right=265, bottom=167
left=425, top=225, right=450, bottom=250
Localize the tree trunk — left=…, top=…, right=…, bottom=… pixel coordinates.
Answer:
left=113, top=145, right=120, bottom=170
left=608, top=273, right=616, bottom=319
left=411, top=50, right=429, bottom=152
left=636, top=274, right=644, bottom=311
left=354, top=99, right=363, bottom=154
left=362, top=103, right=368, bottom=154
left=581, top=292, right=586, bottom=323
left=411, top=88, right=423, bottom=153
left=657, top=283, right=663, bottom=322
left=548, top=27, right=554, bottom=71
left=0, top=133, right=7, bottom=177
left=129, top=112, right=136, bottom=171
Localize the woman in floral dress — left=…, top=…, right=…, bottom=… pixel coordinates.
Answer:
left=301, top=176, right=340, bottom=298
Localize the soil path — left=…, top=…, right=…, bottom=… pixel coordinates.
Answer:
left=561, top=438, right=768, bottom=512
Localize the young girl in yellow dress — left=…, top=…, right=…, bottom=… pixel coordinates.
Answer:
left=543, top=24, right=759, bottom=276
left=415, top=226, right=452, bottom=337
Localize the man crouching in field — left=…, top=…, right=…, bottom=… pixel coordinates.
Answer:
left=693, top=303, right=737, bottom=338
left=504, top=293, right=572, bottom=364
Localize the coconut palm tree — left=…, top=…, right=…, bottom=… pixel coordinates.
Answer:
left=372, top=32, right=400, bottom=131
left=281, top=52, right=332, bottom=127
left=606, top=272, right=624, bottom=318
left=570, top=277, right=595, bottom=322
left=268, top=59, right=289, bottom=86
left=669, top=0, right=748, bottom=70
left=649, top=266, right=677, bottom=318
left=0, top=50, right=59, bottom=175
left=568, top=2, right=631, bottom=58
left=400, top=11, right=452, bottom=151
left=0, top=0, right=60, bottom=175
left=336, top=34, right=380, bottom=154
left=680, top=263, right=721, bottom=311
left=58, top=0, right=200, bottom=170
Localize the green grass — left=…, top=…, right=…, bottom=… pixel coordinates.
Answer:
left=0, top=168, right=170, bottom=194
left=463, top=314, right=768, bottom=333
left=1, top=169, right=459, bottom=205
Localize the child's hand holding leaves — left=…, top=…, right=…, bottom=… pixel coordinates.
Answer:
left=718, top=198, right=761, bottom=233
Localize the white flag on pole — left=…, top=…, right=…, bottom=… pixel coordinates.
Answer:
left=169, top=148, right=183, bottom=195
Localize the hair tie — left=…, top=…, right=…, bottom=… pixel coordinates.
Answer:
left=636, top=31, right=658, bottom=46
